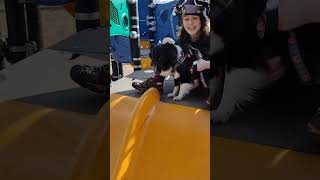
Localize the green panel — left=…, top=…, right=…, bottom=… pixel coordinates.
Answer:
left=110, top=0, right=130, bottom=37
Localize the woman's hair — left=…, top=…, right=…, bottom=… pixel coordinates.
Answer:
left=178, top=14, right=210, bottom=45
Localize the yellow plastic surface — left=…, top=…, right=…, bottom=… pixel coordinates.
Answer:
left=63, top=3, right=75, bottom=16
left=213, top=137, right=320, bottom=180
left=140, top=40, right=152, bottom=69
left=110, top=88, right=210, bottom=180
left=140, top=57, right=152, bottom=70
left=140, top=40, right=150, bottom=49
left=0, top=101, right=108, bottom=180
left=129, top=57, right=152, bottom=70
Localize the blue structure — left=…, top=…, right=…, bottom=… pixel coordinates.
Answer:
left=110, top=0, right=132, bottom=63
left=137, top=0, right=180, bottom=42
left=154, top=0, right=180, bottom=43
left=111, top=0, right=180, bottom=64
left=138, top=0, right=150, bottom=40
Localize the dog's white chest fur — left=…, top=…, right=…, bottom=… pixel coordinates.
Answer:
left=161, top=68, right=197, bottom=101
left=160, top=68, right=180, bottom=79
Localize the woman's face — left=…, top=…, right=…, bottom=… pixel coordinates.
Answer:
left=182, top=15, right=201, bottom=39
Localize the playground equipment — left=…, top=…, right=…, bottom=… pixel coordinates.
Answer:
left=110, top=2, right=212, bottom=173
left=109, top=5, right=211, bottom=179
left=0, top=0, right=106, bottom=65
left=154, top=0, right=180, bottom=42
left=110, top=1, right=320, bottom=180
left=0, top=101, right=108, bottom=180
left=110, top=88, right=210, bottom=180
left=110, top=0, right=180, bottom=80
left=110, top=0, right=131, bottom=64
left=109, top=0, right=212, bottom=170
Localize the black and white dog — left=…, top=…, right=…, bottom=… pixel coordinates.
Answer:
left=152, top=37, right=209, bottom=101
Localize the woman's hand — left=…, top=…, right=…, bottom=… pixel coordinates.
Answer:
left=196, top=59, right=210, bottom=71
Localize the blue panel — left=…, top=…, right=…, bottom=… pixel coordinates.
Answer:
left=32, top=0, right=72, bottom=6
left=110, top=36, right=132, bottom=63
left=155, top=0, right=180, bottom=43
left=138, top=0, right=149, bottom=39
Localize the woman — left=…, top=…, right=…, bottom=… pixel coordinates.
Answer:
left=132, top=0, right=211, bottom=93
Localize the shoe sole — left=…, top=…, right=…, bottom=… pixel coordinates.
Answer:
left=132, top=85, right=146, bottom=92
left=132, top=85, right=163, bottom=93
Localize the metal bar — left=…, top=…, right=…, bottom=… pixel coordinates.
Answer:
left=75, top=0, right=100, bottom=32
left=4, top=0, right=27, bottom=63
left=128, top=0, right=141, bottom=71
left=25, top=3, right=41, bottom=51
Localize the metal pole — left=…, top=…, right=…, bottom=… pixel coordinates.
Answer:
left=4, top=0, right=27, bottom=64
left=25, top=3, right=41, bottom=51
left=110, top=54, right=123, bottom=81
left=0, top=11, right=4, bottom=70
left=75, top=0, right=100, bottom=31
left=147, top=0, right=156, bottom=46
left=128, top=0, right=141, bottom=71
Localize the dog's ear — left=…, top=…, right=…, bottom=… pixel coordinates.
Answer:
left=150, top=44, right=161, bottom=60
left=149, top=44, right=162, bottom=68
left=157, top=43, right=178, bottom=71
left=167, top=44, right=179, bottom=64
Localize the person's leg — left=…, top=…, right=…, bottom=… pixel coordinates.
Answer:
left=211, top=67, right=273, bottom=123
left=110, top=56, right=123, bottom=81
left=132, top=46, right=165, bottom=91
left=131, top=67, right=164, bottom=91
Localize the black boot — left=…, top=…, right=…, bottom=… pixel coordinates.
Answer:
left=70, top=64, right=109, bottom=94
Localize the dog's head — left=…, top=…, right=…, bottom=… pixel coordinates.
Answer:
left=150, top=38, right=185, bottom=77
left=157, top=43, right=180, bottom=77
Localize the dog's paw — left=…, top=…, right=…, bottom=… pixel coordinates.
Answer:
left=167, top=93, right=176, bottom=98
left=173, top=96, right=183, bottom=101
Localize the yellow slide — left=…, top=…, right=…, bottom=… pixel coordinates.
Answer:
left=110, top=88, right=210, bottom=180
left=0, top=101, right=108, bottom=180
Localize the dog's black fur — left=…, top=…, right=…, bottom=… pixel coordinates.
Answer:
left=153, top=43, right=194, bottom=84
left=151, top=42, right=209, bottom=100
